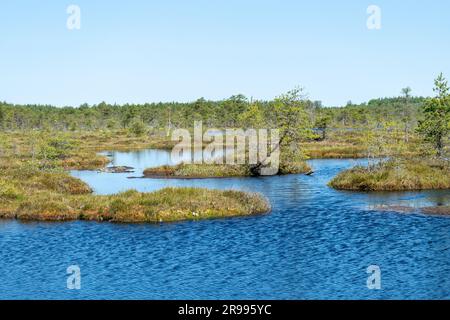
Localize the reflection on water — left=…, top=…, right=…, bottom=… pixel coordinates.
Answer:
left=1, top=149, right=449, bottom=299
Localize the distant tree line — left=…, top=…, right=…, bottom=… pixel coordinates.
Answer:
left=0, top=94, right=427, bottom=133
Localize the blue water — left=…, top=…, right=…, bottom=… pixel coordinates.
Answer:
left=1, top=150, right=450, bottom=299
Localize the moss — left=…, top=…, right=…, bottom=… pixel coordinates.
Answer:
left=329, top=159, right=450, bottom=191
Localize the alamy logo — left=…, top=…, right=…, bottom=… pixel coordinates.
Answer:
left=367, top=5, right=382, bottom=30
left=67, top=265, right=81, bottom=290
left=171, top=121, right=280, bottom=176
left=66, top=5, right=81, bottom=30
left=366, top=265, right=381, bottom=290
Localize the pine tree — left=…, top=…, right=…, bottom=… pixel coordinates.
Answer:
left=417, top=73, right=450, bottom=157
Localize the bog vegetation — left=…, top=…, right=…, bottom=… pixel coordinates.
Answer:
left=0, top=146, right=270, bottom=222
left=330, top=74, right=450, bottom=191
left=0, top=74, right=449, bottom=221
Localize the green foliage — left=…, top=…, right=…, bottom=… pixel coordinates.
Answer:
left=0, top=179, right=23, bottom=201
left=0, top=89, right=427, bottom=137
left=128, top=118, right=147, bottom=136
left=272, top=88, right=312, bottom=143
left=260, top=88, right=312, bottom=170
left=38, top=136, right=74, bottom=161
left=238, top=102, right=266, bottom=128
left=314, top=112, right=332, bottom=140
left=417, top=73, right=450, bottom=157
left=106, top=118, right=118, bottom=130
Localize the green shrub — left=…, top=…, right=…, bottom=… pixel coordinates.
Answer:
left=38, top=137, right=74, bottom=160
left=128, top=119, right=148, bottom=136
left=0, top=180, right=23, bottom=200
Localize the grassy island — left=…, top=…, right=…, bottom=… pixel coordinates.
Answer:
left=329, top=159, right=450, bottom=191
left=2, top=185, right=270, bottom=223
left=143, top=161, right=311, bottom=179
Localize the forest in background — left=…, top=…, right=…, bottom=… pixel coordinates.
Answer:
left=0, top=93, right=425, bottom=135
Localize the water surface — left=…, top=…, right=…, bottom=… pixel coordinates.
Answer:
left=1, top=149, right=449, bottom=299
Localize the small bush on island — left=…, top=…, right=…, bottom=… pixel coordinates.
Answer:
left=329, top=159, right=450, bottom=191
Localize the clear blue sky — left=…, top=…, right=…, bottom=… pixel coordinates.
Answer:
left=1, top=0, right=449, bottom=107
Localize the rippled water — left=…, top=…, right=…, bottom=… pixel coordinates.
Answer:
left=1, top=150, right=450, bottom=299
